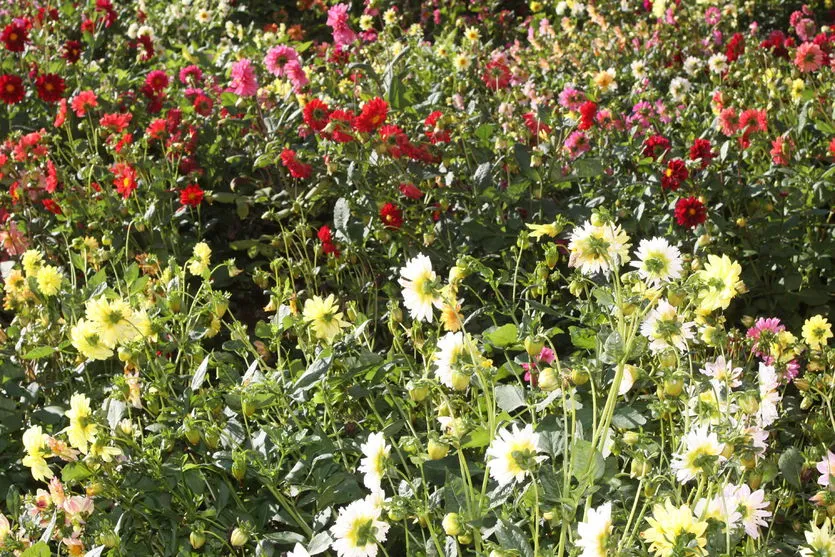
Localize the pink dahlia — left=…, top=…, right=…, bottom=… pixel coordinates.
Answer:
left=228, top=59, right=258, bottom=97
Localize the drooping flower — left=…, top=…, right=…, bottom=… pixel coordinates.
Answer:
left=189, top=242, right=211, bottom=276
left=66, top=394, right=97, bottom=454
left=689, top=138, right=715, bottom=169
left=330, top=495, right=390, bottom=557
left=640, top=299, right=695, bottom=354
left=433, top=332, right=477, bottom=391
left=642, top=499, right=708, bottom=557
left=280, top=149, right=312, bottom=179
left=577, top=502, right=612, bottom=557
left=359, top=432, right=390, bottom=493
left=568, top=219, right=631, bottom=276
left=802, top=315, right=832, bottom=350
left=630, top=237, right=683, bottom=286
left=302, top=294, right=349, bottom=342
left=816, top=451, right=835, bottom=488
left=486, top=424, right=547, bottom=486
left=757, top=362, right=781, bottom=427
left=398, top=254, right=441, bottom=322
left=22, top=425, right=54, bottom=482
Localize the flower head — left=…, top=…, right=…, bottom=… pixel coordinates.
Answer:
left=577, top=502, right=612, bottom=557
left=398, top=254, right=441, bottom=322
left=631, top=237, right=682, bottom=286
left=303, top=294, right=349, bottom=342
left=695, top=254, right=742, bottom=312
left=568, top=219, right=631, bottom=276
left=671, top=425, right=725, bottom=483
left=640, top=299, right=695, bottom=354
left=486, top=424, right=547, bottom=486
left=66, top=393, right=97, bottom=454
left=802, top=315, right=832, bottom=350
left=22, top=425, right=54, bottom=482
left=359, top=432, right=390, bottom=493
left=330, top=495, right=390, bottom=557
left=642, top=499, right=708, bottom=557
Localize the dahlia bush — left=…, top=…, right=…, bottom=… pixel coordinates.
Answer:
left=0, top=0, right=834, bottom=555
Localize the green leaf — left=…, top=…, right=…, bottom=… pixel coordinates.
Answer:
left=293, top=354, right=333, bottom=393
left=778, top=447, right=804, bottom=489
left=571, top=439, right=605, bottom=483
left=569, top=326, right=597, bottom=350
left=62, top=462, right=93, bottom=483
left=494, top=384, right=526, bottom=413
left=482, top=323, right=518, bottom=348
left=21, top=542, right=50, bottom=557
left=191, top=355, right=210, bottom=391
left=22, top=346, right=55, bottom=360
left=494, top=520, right=534, bottom=557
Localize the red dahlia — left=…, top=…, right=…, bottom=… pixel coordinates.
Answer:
left=111, top=162, right=138, bottom=199
left=689, top=138, right=715, bottom=169
left=481, top=60, right=511, bottom=90
left=35, top=73, right=66, bottom=103
left=0, top=74, right=25, bottom=105
left=62, top=40, right=83, bottom=63
left=643, top=134, right=671, bottom=159
left=379, top=202, right=403, bottom=229
left=303, top=99, right=331, bottom=132
left=1, top=22, right=28, bottom=52
left=179, top=184, right=204, bottom=206
left=674, top=196, right=707, bottom=228
left=399, top=183, right=423, bottom=200
left=280, top=149, right=312, bottom=179
left=424, top=111, right=451, bottom=144
left=661, top=159, right=689, bottom=191
left=145, top=70, right=169, bottom=92
left=353, top=97, right=388, bottom=133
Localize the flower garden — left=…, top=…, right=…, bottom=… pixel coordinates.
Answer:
left=0, top=0, right=834, bottom=555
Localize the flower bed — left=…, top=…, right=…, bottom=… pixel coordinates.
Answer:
left=0, top=0, right=834, bottom=555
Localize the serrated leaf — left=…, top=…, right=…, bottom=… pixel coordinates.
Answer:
left=22, top=346, right=55, bottom=360
left=494, top=384, right=527, bottom=413
left=778, top=447, right=804, bottom=489
left=494, top=520, right=533, bottom=557
left=483, top=323, right=518, bottom=348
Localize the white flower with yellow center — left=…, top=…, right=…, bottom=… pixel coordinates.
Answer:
left=568, top=220, right=631, bottom=276
left=330, top=495, right=390, bottom=557
left=640, top=299, right=695, bottom=354
left=486, top=424, right=547, bottom=486
left=433, top=332, right=476, bottom=391
left=699, top=355, right=742, bottom=389
left=359, top=432, right=390, bottom=493
left=671, top=425, right=725, bottom=483
left=631, top=237, right=682, bottom=286
left=398, top=254, right=441, bottom=323
left=577, top=501, right=612, bottom=557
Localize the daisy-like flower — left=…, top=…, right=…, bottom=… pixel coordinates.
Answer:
left=359, top=432, right=390, bottom=493
left=568, top=219, right=631, bottom=276
left=330, top=495, right=390, bottom=557
left=22, top=249, right=43, bottom=276
left=695, top=484, right=741, bottom=529
left=453, top=53, right=472, bottom=72
left=669, top=77, right=691, bottom=103
left=670, top=425, right=725, bottom=483
left=641, top=499, right=708, bottom=557
left=631, top=60, right=647, bottom=80
left=816, top=451, right=835, bottom=488
left=485, top=424, right=547, bottom=486
left=70, top=319, right=114, bottom=361
left=398, top=254, right=441, bottom=322
left=593, top=68, right=618, bottom=93
left=708, top=53, right=728, bottom=73
left=694, top=254, right=743, bottom=313
left=577, top=502, right=612, bottom=557
left=303, top=294, right=349, bottom=342
left=630, top=237, right=683, bottom=286
left=85, top=297, right=141, bottom=348
left=22, top=425, right=54, bottom=482
left=35, top=265, right=62, bottom=296
left=731, top=484, right=771, bottom=539
left=434, top=332, right=476, bottom=391
left=800, top=517, right=835, bottom=556
left=802, top=315, right=832, bottom=350
left=683, top=56, right=702, bottom=76
left=640, top=299, right=695, bottom=354
left=66, top=393, right=97, bottom=454
left=699, top=355, right=742, bottom=388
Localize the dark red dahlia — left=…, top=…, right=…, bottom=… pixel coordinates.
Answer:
left=689, top=138, right=715, bottom=169
left=1, top=22, right=28, bottom=52
left=661, top=159, right=689, bottom=191
left=62, top=40, right=83, bottom=63
left=674, top=196, right=707, bottom=228
left=34, top=73, right=66, bottom=103
left=0, top=74, right=25, bottom=105
left=642, top=134, right=670, bottom=159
